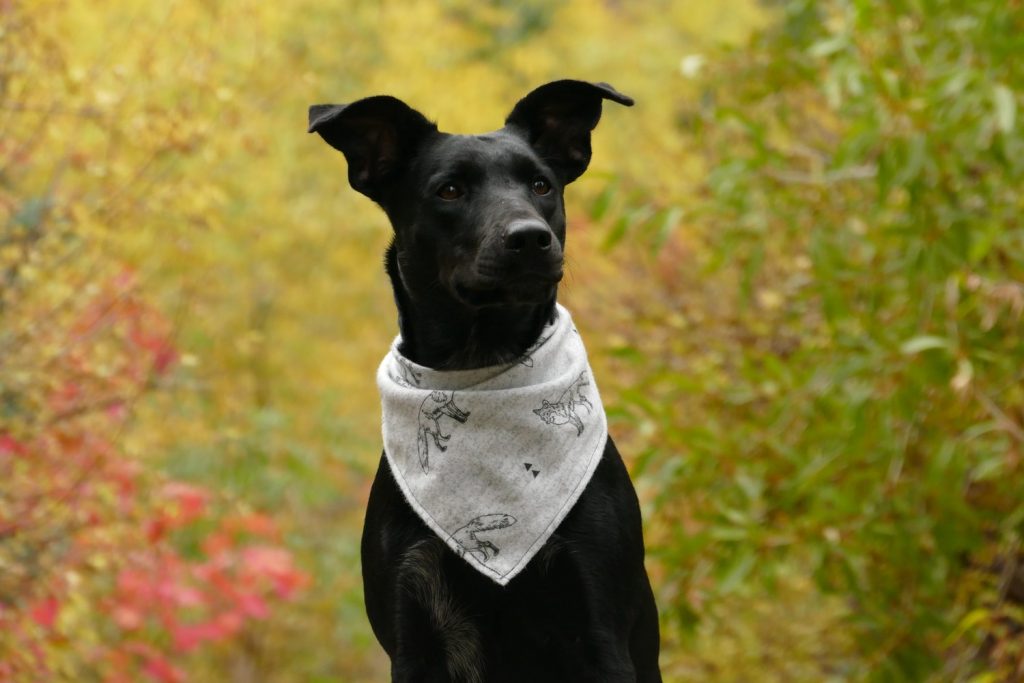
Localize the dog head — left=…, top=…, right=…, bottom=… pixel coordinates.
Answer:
left=308, top=80, right=633, bottom=310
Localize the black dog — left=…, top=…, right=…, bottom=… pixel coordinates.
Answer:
left=309, top=80, right=661, bottom=683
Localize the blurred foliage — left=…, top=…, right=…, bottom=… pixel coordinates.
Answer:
left=586, top=0, right=1024, bottom=680
left=0, top=3, right=310, bottom=680
left=2, top=0, right=1022, bottom=681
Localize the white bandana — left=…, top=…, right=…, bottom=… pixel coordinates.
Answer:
left=377, top=304, right=607, bottom=586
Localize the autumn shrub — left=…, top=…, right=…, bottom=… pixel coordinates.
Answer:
left=0, top=5, right=306, bottom=681
left=597, top=0, right=1024, bottom=679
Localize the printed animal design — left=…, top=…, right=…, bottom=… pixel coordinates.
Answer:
left=393, top=357, right=423, bottom=387
left=451, top=513, right=517, bottom=563
left=417, top=391, right=470, bottom=473
left=533, top=371, right=593, bottom=436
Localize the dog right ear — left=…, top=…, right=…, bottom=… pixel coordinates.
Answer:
left=504, top=80, right=634, bottom=185
left=308, top=96, right=437, bottom=201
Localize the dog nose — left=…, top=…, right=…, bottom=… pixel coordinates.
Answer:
left=503, top=220, right=553, bottom=253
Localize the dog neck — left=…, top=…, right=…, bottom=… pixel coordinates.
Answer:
left=385, top=245, right=556, bottom=371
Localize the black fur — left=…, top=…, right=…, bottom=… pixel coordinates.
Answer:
left=310, top=79, right=661, bottom=682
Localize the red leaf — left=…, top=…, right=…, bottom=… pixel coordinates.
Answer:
left=240, top=546, right=291, bottom=575
left=213, top=610, right=243, bottom=637
left=146, top=517, right=168, bottom=542
left=112, top=605, right=144, bottom=631
left=229, top=512, right=279, bottom=538
left=200, top=530, right=234, bottom=557
left=172, top=622, right=213, bottom=652
left=168, top=583, right=204, bottom=608
left=236, top=592, right=269, bottom=619
left=112, top=267, right=138, bottom=292
left=0, top=434, right=26, bottom=456
left=161, top=482, right=208, bottom=525
left=142, top=654, right=184, bottom=683
left=240, top=546, right=309, bottom=598
left=31, top=597, right=59, bottom=629
left=106, top=401, right=129, bottom=421
left=151, top=345, right=179, bottom=375
left=171, top=617, right=241, bottom=652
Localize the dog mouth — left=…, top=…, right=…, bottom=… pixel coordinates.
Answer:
left=453, top=272, right=563, bottom=308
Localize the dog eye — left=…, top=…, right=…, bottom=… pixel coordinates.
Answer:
left=436, top=183, right=464, bottom=201
left=531, top=178, right=551, bottom=196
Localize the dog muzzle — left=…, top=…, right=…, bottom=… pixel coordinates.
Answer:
left=377, top=303, right=608, bottom=585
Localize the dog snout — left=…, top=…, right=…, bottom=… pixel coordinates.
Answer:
left=503, top=220, right=554, bottom=255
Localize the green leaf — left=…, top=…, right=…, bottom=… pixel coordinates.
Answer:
left=807, top=34, right=848, bottom=58
left=899, top=336, right=952, bottom=355
left=13, top=196, right=52, bottom=231
left=589, top=183, right=616, bottom=222
left=967, top=674, right=998, bottom=683
left=717, top=550, right=756, bottom=594
left=994, top=84, right=1016, bottom=134
left=709, top=526, right=749, bottom=542
left=602, top=215, right=630, bottom=250
left=653, top=206, right=684, bottom=250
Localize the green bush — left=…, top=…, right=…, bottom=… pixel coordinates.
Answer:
left=607, top=1, right=1024, bottom=679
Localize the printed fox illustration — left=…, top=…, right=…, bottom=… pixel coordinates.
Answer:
left=451, top=513, right=517, bottom=563
left=417, top=391, right=470, bottom=473
left=393, top=357, right=423, bottom=387
left=533, top=371, right=593, bottom=436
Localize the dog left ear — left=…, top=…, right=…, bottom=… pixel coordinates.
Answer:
left=308, top=96, right=437, bottom=202
left=504, top=80, right=633, bottom=185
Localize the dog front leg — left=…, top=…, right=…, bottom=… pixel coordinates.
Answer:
left=392, top=539, right=485, bottom=683
left=392, top=595, right=485, bottom=683
left=581, top=634, right=639, bottom=683
left=392, top=624, right=451, bottom=683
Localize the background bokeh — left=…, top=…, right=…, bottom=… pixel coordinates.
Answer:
left=2, top=1, right=1022, bottom=681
